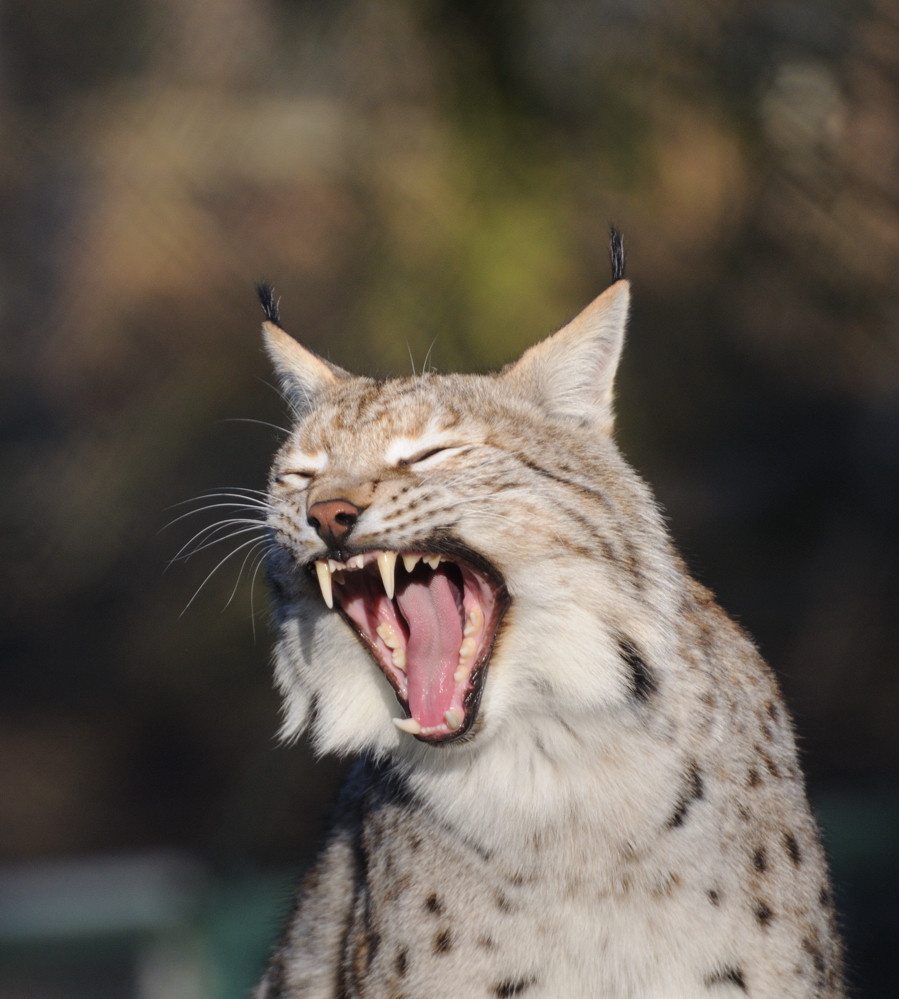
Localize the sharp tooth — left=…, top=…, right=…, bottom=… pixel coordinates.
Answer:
left=444, top=709, right=463, bottom=731
left=349, top=554, right=365, bottom=569
left=424, top=554, right=442, bottom=569
left=377, top=551, right=397, bottom=599
left=391, top=649, right=407, bottom=672
left=463, top=605, right=485, bottom=637
left=315, top=560, right=333, bottom=609
left=394, top=717, right=422, bottom=735
left=402, top=553, right=420, bottom=573
left=376, top=621, right=402, bottom=650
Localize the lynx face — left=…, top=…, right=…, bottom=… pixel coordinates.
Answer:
left=266, top=374, right=512, bottom=746
left=262, top=278, right=680, bottom=759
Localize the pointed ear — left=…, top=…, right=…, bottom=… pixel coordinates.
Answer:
left=503, top=280, right=630, bottom=434
left=262, top=320, right=351, bottom=413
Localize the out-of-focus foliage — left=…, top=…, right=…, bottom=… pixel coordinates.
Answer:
left=0, top=0, right=897, bottom=990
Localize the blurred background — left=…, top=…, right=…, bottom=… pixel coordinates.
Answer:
left=1, top=0, right=897, bottom=995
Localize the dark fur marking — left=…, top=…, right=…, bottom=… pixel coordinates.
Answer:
left=754, top=901, right=773, bottom=927
left=256, top=281, right=281, bottom=325
left=494, top=976, right=537, bottom=997
left=707, top=888, right=721, bottom=906
left=434, top=929, right=453, bottom=954
left=754, top=744, right=781, bottom=778
left=802, top=936, right=827, bottom=977
left=395, top=948, right=408, bottom=977
left=746, top=767, right=761, bottom=788
left=495, top=891, right=512, bottom=913
left=618, top=638, right=656, bottom=702
left=511, top=453, right=613, bottom=510
left=609, top=226, right=626, bottom=282
left=819, top=885, right=831, bottom=908
left=705, top=967, right=747, bottom=990
left=784, top=831, right=802, bottom=866
left=666, top=762, right=704, bottom=828
left=752, top=847, right=767, bottom=873
left=425, top=893, right=444, bottom=916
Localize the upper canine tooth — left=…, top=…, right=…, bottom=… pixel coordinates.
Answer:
left=315, top=560, right=333, bottom=609
left=402, top=553, right=420, bottom=573
left=377, top=551, right=397, bottom=599
left=424, top=554, right=442, bottom=569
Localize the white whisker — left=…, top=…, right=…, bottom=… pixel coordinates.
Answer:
left=173, top=522, right=268, bottom=563
left=180, top=533, right=271, bottom=616
left=220, top=416, right=291, bottom=435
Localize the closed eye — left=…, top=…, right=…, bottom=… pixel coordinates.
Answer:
left=396, top=444, right=467, bottom=468
left=276, top=471, right=315, bottom=488
left=397, top=446, right=444, bottom=467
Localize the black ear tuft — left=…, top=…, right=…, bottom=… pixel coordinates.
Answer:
left=609, top=226, right=625, bottom=282
left=256, top=282, right=281, bottom=326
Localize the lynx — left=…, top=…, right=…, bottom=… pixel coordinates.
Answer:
left=253, top=234, right=843, bottom=998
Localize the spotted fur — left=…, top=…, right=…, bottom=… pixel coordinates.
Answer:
left=254, top=271, right=843, bottom=997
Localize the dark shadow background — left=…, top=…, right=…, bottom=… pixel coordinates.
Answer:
left=1, top=0, right=897, bottom=995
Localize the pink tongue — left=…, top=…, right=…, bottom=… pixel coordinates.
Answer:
left=396, top=571, right=463, bottom=728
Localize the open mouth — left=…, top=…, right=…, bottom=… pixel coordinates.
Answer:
left=311, top=548, right=508, bottom=743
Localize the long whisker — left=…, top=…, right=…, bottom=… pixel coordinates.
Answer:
left=421, top=335, right=440, bottom=374
left=164, top=500, right=270, bottom=532
left=247, top=543, right=274, bottom=642
left=220, top=416, right=291, bottom=435
left=223, top=537, right=271, bottom=611
left=181, top=534, right=272, bottom=616
left=173, top=522, right=267, bottom=563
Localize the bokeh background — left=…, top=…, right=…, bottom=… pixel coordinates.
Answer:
left=1, top=0, right=897, bottom=996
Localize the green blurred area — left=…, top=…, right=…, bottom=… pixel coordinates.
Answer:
left=1, top=0, right=898, bottom=994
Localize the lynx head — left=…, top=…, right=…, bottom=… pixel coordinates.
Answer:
left=262, top=250, right=680, bottom=760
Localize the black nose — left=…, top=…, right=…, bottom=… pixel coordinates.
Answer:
left=307, top=499, right=360, bottom=549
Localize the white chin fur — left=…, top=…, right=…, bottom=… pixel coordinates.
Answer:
left=273, top=597, right=402, bottom=756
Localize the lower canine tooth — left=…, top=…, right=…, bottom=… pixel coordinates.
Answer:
left=394, top=717, right=422, bottom=735
left=377, top=551, right=397, bottom=599
left=444, top=709, right=463, bottom=731
left=315, top=560, right=333, bottom=609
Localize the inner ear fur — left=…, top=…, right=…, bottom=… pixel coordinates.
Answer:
left=263, top=320, right=351, bottom=413
left=503, top=280, right=630, bottom=433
